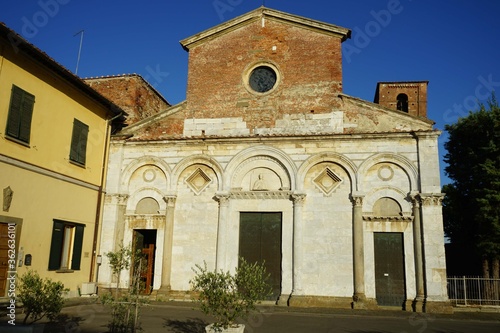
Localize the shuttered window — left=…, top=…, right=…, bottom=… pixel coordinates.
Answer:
left=48, top=220, right=85, bottom=271
left=5, top=85, right=35, bottom=144
left=69, top=119, right=89, bottom=166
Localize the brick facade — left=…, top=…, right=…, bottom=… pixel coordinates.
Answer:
left=85, top=74, right=170, bottom=126
left=374, top=81, right=428, bottom=118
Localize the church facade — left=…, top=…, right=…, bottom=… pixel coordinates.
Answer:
left=90, top=7, right=450, bottom=312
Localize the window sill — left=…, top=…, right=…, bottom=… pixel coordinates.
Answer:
left=55, top=269, right=75, bottom=273
left=69, top=160, right=86, bottom=168
left=5, top=135, right=30, bottom=148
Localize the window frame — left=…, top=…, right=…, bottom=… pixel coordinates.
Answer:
left=48, top=220, right=85, bottom=272
left=5, top=85, right=35, bottom=145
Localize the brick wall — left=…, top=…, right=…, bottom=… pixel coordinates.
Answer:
left=375, top=82, right=428, bottom=118
left=85, top=75, right=170, bottom=125
left=185, top=19, right=344, bottom=130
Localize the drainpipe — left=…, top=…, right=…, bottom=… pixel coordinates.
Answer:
left=89, top=111, right=123, bottom=283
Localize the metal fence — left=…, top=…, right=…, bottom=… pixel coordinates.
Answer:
left=447, top=276, right=500, bottom=306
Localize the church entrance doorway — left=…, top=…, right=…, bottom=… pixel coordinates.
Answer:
left=133, top=229, right=157, bottom=294
left=239, top=212, right=282, bottom=301
left=374, top=232, right=406, bottom=307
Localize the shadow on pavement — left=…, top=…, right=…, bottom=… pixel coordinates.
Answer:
left=163, top=317, right=208, bottom=333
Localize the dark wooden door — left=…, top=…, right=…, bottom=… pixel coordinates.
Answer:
left=239, top=212, right=282, bottom=300
left=133, top=230, right=156, bottom=294
left=0, top=224, right=9, bottom=297
left=374, top=232, right=406, bottom=307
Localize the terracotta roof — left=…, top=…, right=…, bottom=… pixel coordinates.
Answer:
left=83, top=73, right=170, bottom=107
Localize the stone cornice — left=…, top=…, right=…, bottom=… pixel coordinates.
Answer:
left=363, top=215, right=414, bottom=222
left=180, top=7, right=350, bottom=51
left=229, top=190, right=293, bottom=200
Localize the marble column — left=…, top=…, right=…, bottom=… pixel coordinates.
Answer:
left=289, top=192, right=306, bottom=302
left=411, top=193, right=425, bottom=312
left=158, top=195, right=176, bottom=294
left=351, top=193, right=366, bottom=307
left=214, top=193, right=230, bottom=271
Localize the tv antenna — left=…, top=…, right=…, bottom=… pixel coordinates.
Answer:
left=73, top=30, right=84, bottom=75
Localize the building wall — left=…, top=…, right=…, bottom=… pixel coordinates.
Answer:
left=85, top=75, right=170, bottom=126
left=0, top=50, right=109, bottom=185
left=185, top=19, right=343, bottom=126
left=99, top=132, right=448, bottom=305
left=0, top=36, right=113, bottom=295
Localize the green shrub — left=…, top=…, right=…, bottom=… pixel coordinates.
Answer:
left=17, top=270, right=68, bottom=324
left=190, top=258, right=271, bottom=332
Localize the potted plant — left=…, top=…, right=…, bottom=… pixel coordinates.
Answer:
left=190, top=258, right=272, bottom=333
left=9, top=270, right=68, bottom=333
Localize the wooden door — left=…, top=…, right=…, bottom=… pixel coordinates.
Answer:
left=0, top=223, right=9, bottom=296
left=141, top=244, right=154, bottom=294
left=239, top=212, right=282, bottom=300
left=374, top=232, right=406, bottom=307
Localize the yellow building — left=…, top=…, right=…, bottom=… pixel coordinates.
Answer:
left=0, top=23, right=125, bottom=297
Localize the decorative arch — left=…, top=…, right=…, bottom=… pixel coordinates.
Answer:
left=363, top=186, right=412, bottom=215
left=171, top=154, right=224, bottom=192
left=297, top=152, right=357, bottom=192
left=120, top=156, right=171, bottom=191
left=126, top=187, right=167, bottom=213
left=225, top=146, right=297, bottom=192
left=357, top=153, right=418, bottom=192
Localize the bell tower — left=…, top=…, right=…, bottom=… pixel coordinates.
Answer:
left=374, top=81, right=428, bottom=118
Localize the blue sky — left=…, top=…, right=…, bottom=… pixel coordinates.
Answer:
left=2, top=0, right=500, bottom=185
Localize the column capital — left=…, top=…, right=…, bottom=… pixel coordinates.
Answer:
left=214, top=192, right=230, bottom=206
left=163, top=195, right=177, bottom=207
left=291, top=192, right=307, bottom=206
left=105, top=193, right=130, bottom=205
left=350, top=192, right=365, bottom=207
left=409, top=191, right=421, bottom=207
left=419, top=193, right=445, bottom=206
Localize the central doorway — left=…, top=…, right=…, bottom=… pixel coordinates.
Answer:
left=374, top=232, right=406, bottom=307
left=133, top=229, right=157, bottom=294
left=239, top=212, right=282, bottom=301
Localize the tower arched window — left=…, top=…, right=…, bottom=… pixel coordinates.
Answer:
left=396, top=93, right=409, bottom=112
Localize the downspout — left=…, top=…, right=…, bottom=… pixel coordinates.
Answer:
left=89, top=111, right=123, bottom=283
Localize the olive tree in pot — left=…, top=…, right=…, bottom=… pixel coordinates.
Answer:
left=7, top=270, right=68, bottom=333
left=190, top=258, right=272, bottom=333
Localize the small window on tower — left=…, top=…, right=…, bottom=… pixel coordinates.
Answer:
left=396, top=93, right=409, bottom=112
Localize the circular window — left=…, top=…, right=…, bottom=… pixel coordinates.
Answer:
left=249, top=66, right=277, bottom=93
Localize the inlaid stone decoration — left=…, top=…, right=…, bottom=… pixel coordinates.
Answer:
left=313, top=167, right=343, bottom=195
left=186, top=168, right=212, bottom=195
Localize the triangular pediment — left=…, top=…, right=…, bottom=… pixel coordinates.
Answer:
left=180, top=6, right=351, bottom=51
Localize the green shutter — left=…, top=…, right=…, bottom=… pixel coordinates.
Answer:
left=48, top=221, right=64, bottom=270
left=6, top=85, right=34, bottom=143
left=71, top=225, right=84, bottom=270
left=70, top=119, right=89, bottom=165
left=6, top=86, right=22, bottom=138
left=19, top=92, right=35, bottom=143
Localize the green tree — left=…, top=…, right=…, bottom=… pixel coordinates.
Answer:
left=443, top=95, right=500, bottom=279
